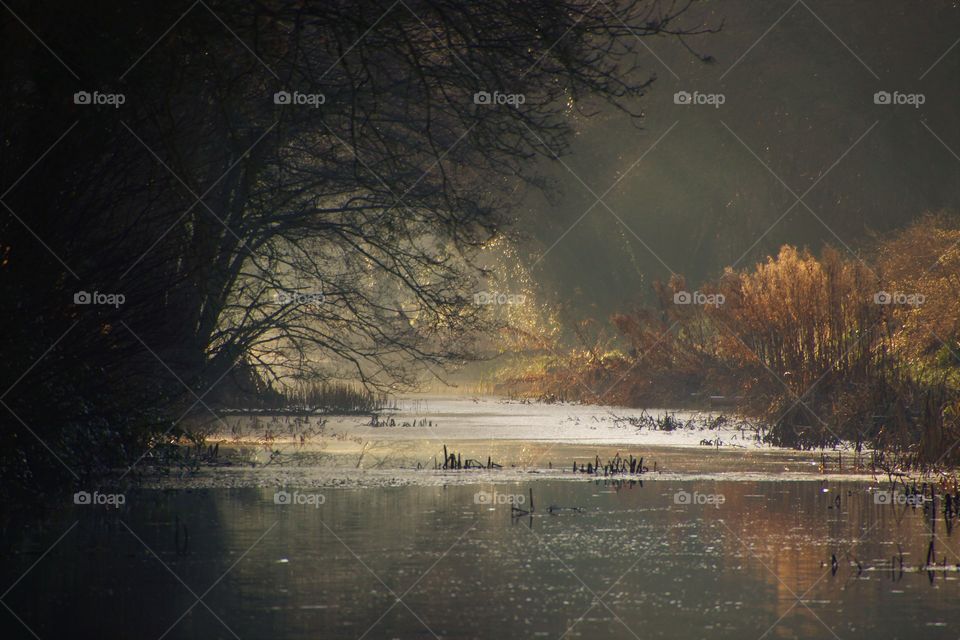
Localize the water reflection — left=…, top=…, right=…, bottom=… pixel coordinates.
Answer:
left=2, top=480, right=958, bottom=639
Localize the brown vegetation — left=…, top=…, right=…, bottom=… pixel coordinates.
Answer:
left=503, top=214, right=960, bottom=466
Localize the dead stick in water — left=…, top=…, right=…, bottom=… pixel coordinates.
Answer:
left=355, top=442, right=370, bottom=468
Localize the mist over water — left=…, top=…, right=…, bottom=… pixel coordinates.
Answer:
left=521, top=0, right=960, bottom=317
left=3, top=2, right=960, bottom=638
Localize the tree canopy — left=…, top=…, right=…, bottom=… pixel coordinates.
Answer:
left=0, top=0, right=709, bottom=487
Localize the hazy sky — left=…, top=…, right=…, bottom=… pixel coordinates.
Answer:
left=518, top=0, right=960, bottom=318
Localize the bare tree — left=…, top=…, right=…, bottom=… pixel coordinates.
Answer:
left=0, top=0, right=713, bottom=482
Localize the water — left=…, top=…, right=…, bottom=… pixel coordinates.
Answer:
left=3, top=479, right=958, bottom=639
left=211, top=396, right=767, bottom=448
left=178, top=396, right=846, bottom=487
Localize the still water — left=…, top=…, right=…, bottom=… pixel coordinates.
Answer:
left=3, top=479, right=957, bottom=639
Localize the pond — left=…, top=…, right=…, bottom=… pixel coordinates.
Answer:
left=3, top=478, right=957, bottom=639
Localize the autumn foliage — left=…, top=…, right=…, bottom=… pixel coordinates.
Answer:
left=512, top=214, right=960, bottom=465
